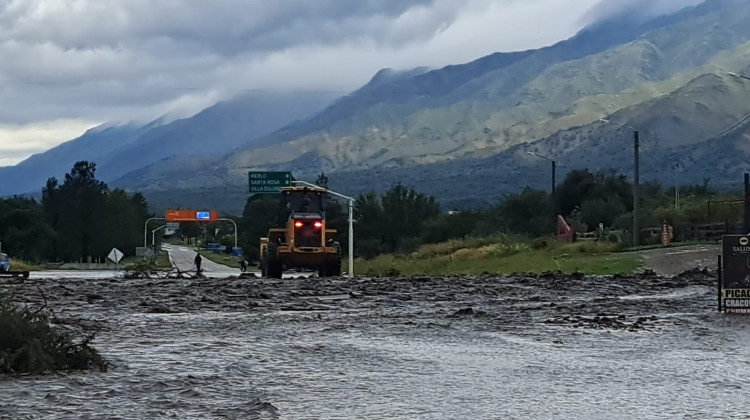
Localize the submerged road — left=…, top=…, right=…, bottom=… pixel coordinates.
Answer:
left=1, top=270, right=744, bottom=419
left=162, top=243, right=240, bottom=277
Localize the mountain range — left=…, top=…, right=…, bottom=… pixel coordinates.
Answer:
left=0, top=92, right=338, bottom=196
left=4, top=0, right=750, bottom=214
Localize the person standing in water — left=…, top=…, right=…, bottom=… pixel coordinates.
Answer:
left=194, top=253, right=202, bottom=274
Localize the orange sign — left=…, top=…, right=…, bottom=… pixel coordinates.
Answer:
left=165, top=210, right=218, bottom=222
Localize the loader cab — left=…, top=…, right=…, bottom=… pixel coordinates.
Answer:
left=283, top=187, right=326, bottom=219
left=282, top=186, right=328, bottom=249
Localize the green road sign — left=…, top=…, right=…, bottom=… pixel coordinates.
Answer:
left=248, top=171, right=292, bottom=193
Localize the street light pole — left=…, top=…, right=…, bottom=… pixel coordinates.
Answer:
left=552, top=160, right=556, bottom=197
left=218, top=218, right=238, bottom=249
left=144, top=217, right=166, bottom=248
left=152, top=224, right=167, bottom=251
left=526, top=151, right=557, bottom=195
left=600, top=118, right=640, bottom=246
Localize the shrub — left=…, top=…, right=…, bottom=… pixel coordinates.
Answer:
left=396, top=237, right=423, bottom=255
left=530, top=237, right=549, bottom=250
left=0, top=295, right=107, bottom=375
left=356, top=239, right=384, bottom=260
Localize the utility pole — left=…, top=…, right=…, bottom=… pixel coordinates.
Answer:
left=633, top=129, right=640, bottom=247
left=600, top=118, right=640, bottom=246
left=526, top=151, right=558, bottom=234
left=727, top=73, right=750, bottom=233
left=526, top=151, right=557, bottom=195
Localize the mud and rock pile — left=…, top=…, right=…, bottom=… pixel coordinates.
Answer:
left=0, top=269, right=717, bottom=334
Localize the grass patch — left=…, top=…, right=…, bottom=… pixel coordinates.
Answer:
left=355, top=237, right=640, bottom=277
left=0, top=295, right=107, bottom=375
left=198, top=250, right=243, bottom=269
left=123, top=252, right=173, bottom=274
left=4, top=260, right=43, bottom=272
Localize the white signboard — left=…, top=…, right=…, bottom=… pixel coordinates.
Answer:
left=108, top=247, right=124, bottom=264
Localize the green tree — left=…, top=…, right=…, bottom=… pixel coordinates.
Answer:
left=0, top=197, right=54, bottom=261
left=315, top=172, right=329, bottom=189
left=380, top=183, right=440, bottom=251
left=41, top=161, right=150, bottom=262
left=354, top=184, right=440, bottom=254
left=554, top=169, right=632, bottom=230
left=49, top=162, right=107, bottom=261
left=421, top=211, right=482, bottom=244
left=238, top=195, right=286, bottom=262
left=96, top=190, right=149, bottom=256
left=578, top=198, right=627, bottom=229
left=496, top=188, right=554, bottom=237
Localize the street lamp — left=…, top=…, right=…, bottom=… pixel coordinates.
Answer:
left=152, top=224, right=167, bottom=251
left=600, top=118, right=640, bottom=246
left=144, top=217, right=166, bottom=248
left=526, top=151, right=557, bottom=196
left=218, top=218, right=238, bottom=249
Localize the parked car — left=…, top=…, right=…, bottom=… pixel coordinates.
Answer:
left=0, top=253, right=10, bottom=272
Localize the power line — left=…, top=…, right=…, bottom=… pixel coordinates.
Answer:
left=704, top=111, right=750, bottom=141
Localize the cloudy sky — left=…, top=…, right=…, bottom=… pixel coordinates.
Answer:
left=0, top=0, right=703, bottom=166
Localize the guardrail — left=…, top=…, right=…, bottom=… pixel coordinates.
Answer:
left=674, top=222, right=743, bottom=242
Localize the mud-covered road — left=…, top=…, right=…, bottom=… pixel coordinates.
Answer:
left=1, top=270, right=748, bottom=419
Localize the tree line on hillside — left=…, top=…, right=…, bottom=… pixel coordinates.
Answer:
left=237, top=170, right=742, bottom=261
left=0, top=161, right=148, bottom=263
left=2, top=163, right=742, bottom=264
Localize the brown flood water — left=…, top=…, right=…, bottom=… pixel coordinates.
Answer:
left=1, top=271, right=748, bottom=419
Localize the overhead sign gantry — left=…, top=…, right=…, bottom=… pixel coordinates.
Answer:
left=143, top=209, right=237, bottom=249
left=165, top=209, right=218, bottom=222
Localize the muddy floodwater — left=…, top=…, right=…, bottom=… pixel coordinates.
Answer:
left=1, top=271, right=748, bottom=419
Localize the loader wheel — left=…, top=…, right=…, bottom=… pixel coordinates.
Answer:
left=266, top=242, right=283, bottom=279
left=320, top=259, right=341, bottom=277
left=260, top=248, right=268, bottom=277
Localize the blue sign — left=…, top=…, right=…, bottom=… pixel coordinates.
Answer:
left=196, top=211, right=210, bottom=220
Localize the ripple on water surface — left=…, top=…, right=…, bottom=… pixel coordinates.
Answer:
left=1, top=274, right=748, bottom=419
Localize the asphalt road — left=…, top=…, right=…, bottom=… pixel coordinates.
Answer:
left=162, top=244, right=240, bottom=277
left=638, top=243, right=720, bottom=276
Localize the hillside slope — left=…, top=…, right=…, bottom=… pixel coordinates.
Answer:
left=213, top=0, right=750, bottom=179
left=0, top=92, right=338, bottom=196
